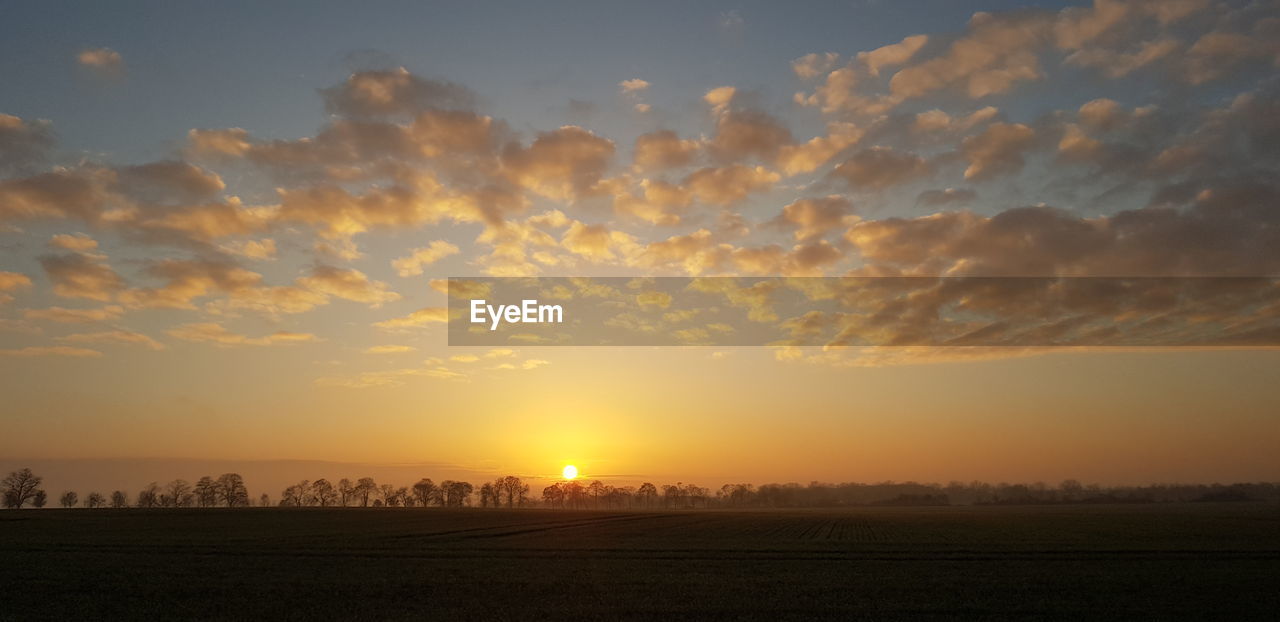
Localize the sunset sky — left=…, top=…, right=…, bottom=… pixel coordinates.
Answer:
left=1, top=0, right=1277, bottom=497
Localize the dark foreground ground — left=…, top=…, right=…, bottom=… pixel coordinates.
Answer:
left=2, top=503, right=1278, bottom=620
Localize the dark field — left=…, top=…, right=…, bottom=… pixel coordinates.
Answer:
left=3, top=504, right=1278, bottom=620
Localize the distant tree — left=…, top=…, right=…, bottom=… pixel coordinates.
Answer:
left=537, top=483, right=563, bottom=506
left=86, top=492, right=106, bottom=508
left=542, top=482, right=564, bottom=508
left=378, top=484, right=399, bottom=506
left=1060, top=479, right=1084, bottom=502
left=32, top=489, right=47, bottom=508
left=110, top=490, right=128, bottom=508
left=216, top=473, right=249, bottom=507
left=662, top=484, right=682, bottom=508
left=311, top=479, right=337, bottom=507
left=564, top=481, right=585, bottom=509
left=355, top=478, right=377, bottom=507
left=137, top=482, right=161, bottom=508
left=412, top=478, right=437, bottom=507
left=281, top=482, right=309, bottom=507
left=371, top=499, right=383, bottom=508
left=259, top=493, right=271, bottom=507
left=165, top=480, right=193, bottom=508
left=2, top=468, right=43, bottom=509
left=440, top=480, right=473, bottom=507
left=637, top=483, right=658, bottom=509
left=396, top=487, right=412, bottom=507
left=338, top=478, right=355, bottom=507
left=587, top=480, right=606, bottom=508
left=59, top=491, right=78, bottom=508
left=479, top=482, right=497, bottom=508
left=500, top=476, right=528, bottom=508
left=194, top=476, right=218, bottom=507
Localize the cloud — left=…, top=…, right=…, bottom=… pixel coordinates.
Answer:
left=48, top=233, right=100, bottom=254
left=218, top=238, right=277, bottom=261
left=56, top=330, right=165, bottom=351
left=960, top=122, right=1037, bottom=180
left=830, top=147, right=931, bottom=190
left=709, top=111, right=793, bottom=163
left=373, top=307, right=448, bottom=329
left=619, top=78, right=650, bottom=93
left=39, top=253, right=125, bottom=302
left=633, top=130, right=699, bottom=171
left=858, top=34, right=929, bottom=77
left=0, top=270, right=31, bottom=305
left=166, top=322, right=317, bottom=347
left=916, top=188, right=977, bottom=207
left=0, top=345, right=102, bottom=358
left=683, top=165, right=779, bottom=206
left=364, top=344, right=416, bottom=354
left=889, top=11, right=1050, bottom=101
left=297, top=265, right=400, bottom=307
left=391, top=240, right=460, bottom=277
left=792, top=52, right=840, bottom=79
left=76, top=48, right=124, bottom=77
left=24, top=305, right=124, bottom=323
left=0, top=113, right=54, bottom=175
left=320, top=67, right=475, bottom=118
left=501, top=126, right=614, bottom=201
left=772, top=196, right=854, bottom=241
left=0, top=271, right=32, bottom=292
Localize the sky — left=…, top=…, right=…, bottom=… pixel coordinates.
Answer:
left=1, top=0, right=1278, bottom=498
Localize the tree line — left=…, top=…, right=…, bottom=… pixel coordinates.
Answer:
left=5, top=467, right=1278, bottom=510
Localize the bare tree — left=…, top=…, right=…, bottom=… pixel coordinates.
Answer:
left=412, top=478, right=437, bottom=507
left=86, top=492, right=106, bottom=508
left=32, top=490, right=47, bottom=508
left=194, top=476, right=218, bottom=507
left=338, top=478, right=354, bottom=507
left=500, top=476, right=528, bottom=508
left=542, top=482, right=565, bottom=508
left=311, top=479, right=337, bottom=507
left=378, top=483, right=399, bottom=506
left=2, top=468, right=44, bottom=509
left=479, top=482, right=497, bottom=508
left=637, top=482, right=658, bottom=509
left=355, top=477, right=376, bottom=507
left=259, top=493, right=271, bottom=507
left=137, top=482, right=161, bottom=508
left=165, top=480, right=193, bottom=508
left=216, top=473, right=249, bottom=507
left=59, top=491, right=78, bottom=508
left=110, top=490, right=128, bottom=508
left=588, top=480, right=606, bottom=508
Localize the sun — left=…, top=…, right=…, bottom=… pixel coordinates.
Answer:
left=562, top=464, right=578, bottom=480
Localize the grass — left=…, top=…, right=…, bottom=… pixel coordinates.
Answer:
left=2, top=503, right=1277, bottom=620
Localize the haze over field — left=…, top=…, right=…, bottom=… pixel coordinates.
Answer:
left=1, top=0, right=1278, bottom=495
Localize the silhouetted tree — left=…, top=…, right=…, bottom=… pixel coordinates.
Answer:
left=216, top=473, right=249, bottom=507
left=86, top=492, right=106, bottom=508
left=564, top=481, right=586, bottom=509
left=542, top=482, right=565, bottom=508
left=355, top=477, right=376, bottom=507
left=32, top=489, right=47, bottom=508
left=412, top=478, right=437, bottom=507
left=259, top=493, right=271, bottom=507
left=396, top=486, right=412, bottom=507
left=312, top=479, right=337, bottom=507
left=110, top=490, right=128, bottom=508
left=440, top=480, right=473, bottom=507
left=59, top=491, right=78, bottom=508
left=637, top=482, right=657, bottom=509
left=479, top=482, right=498, bottom=507
left=2, top=468, right=43, bottom=509
left=338, top=478, right=354, bottom=507
left=378, top=483, right=399, bottom=506
left=164, top=479, right=193, bottom=507
left=194, top=476, right=218, bottom=507
left=500, top=476, right=529, bottom=508
left=137, top=482, right=161, bottom=508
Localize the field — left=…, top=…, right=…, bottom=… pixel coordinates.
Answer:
left=2, top=503, right=1278, bottom=620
